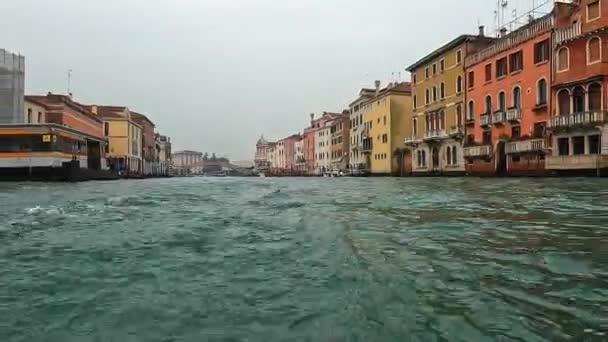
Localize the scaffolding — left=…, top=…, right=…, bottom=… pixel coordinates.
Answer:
left=0, top=49, right=25, bottom=124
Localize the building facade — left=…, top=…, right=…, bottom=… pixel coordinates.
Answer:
left=349, top=88, right=376, bottom=171
left=362, top=82, right=413, bottom=175
left=294, top=137, right=305, bottom=172
left=24, top=98, right=46, bottom=124
left=464, top=16, right=553, bottom=176
left=548, top=0, right=608, bottom=175
left=0, top=94, right=109, bottom=179
left=254, top=135, right=274, bottom=173
left=330, top=111, right=350, bottom=172
left=316, top=121, right=332, bottom=174
left=87, top=105, right=142, bottom=174
left=277, top=134, right=301, bottom=171
left=407, top=33, right=495, bottom=175
left=0, top=49, right=25, bottom=124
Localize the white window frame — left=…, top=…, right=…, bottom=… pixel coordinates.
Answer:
left=512, top=86, right=522, bottom=109
left=456, top=75, right=463, bottom=94
left=587, top=0, right=601, bottom=23
left=587, top=36, right=602, bottom=65
left=456, top=49, right=462, bottom=65
left=557, top=47, right=570, bottom=73
left=536, top=78, right=548, bottom=105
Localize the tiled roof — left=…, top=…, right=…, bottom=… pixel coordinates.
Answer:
left=130, top=111, right=155, bottom=127
left=25, top=94, right=103, bottom=123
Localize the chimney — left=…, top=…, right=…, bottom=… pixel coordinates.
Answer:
left=499, top=27, right=508, bottom=38
left=374, top=80, right=381, bottom=95
left=310, top=113, right=314, bottom=124
left=91, top=105, right=98, bottom=115
left=478, top=25, right=485, bottom=37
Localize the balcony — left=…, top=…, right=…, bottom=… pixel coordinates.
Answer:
left=549, top=111, right=608, bottom=130
left=464, top=145, right=492, bottom=158
left=480, top=114, right=491, bottom=127
left=404, top=134, right=420, bottom=145
left=424, top=129, right=448, bottom=141
left=546, top=154, right=608, bottom=170
left=554, top=21, right=582, bottom=46
left=492, top=111, right=506, bottom=125
left=506, top=138, right=547, bottom=154
left=448, top=126, right=465, bottom=138
left=465, top=114, right=475, bottom=125
left=506, top=108, right=521, bottom=122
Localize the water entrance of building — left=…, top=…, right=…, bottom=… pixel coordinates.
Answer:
left=87, top=140, right=102, bottom=170
left=432, top=147, right=440, bottom=170
left=496, top=141, right=507, bottom=175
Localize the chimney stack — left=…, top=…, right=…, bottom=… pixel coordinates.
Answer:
left=499, top=27, right=508, bottom=38
left=374, top=80, right=381, bottom=95
left=478, top=25, right=485, bottom=37
left=310, top=113, right=314, bottom=124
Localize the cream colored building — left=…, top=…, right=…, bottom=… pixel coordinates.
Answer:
left=24, top=99, right=46, bottom=124
left=315, top=122, right=331, bottom=174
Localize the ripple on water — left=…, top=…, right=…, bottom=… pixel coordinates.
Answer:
left=1, top=177, right=608, bottom=341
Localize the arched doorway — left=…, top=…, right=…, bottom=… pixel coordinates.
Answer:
left=589, top=83, right=602, bottom=111
left=557, top=89, right=571, bottom=116
left=496, top=141, right=507, bottom=175
left=432, top=147, right=440, bottom=170
left=573, top=86, right=586, bottom=113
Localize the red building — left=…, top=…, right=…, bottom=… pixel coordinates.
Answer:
left=548, top=0, right=608, bottom=175
left=303, top=114, right=318, bottom=173
left=464, top=15, right=553, bottom=176
left=330, top=110, right=350, bottom=172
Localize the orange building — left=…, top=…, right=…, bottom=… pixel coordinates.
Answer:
left=464, top=15, right=553, bottom=176
left=548, top=0, right=608, bottom=175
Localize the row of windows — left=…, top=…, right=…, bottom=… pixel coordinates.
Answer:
left=412, top=49, right=463, bottom=84
left=466, top=81, right=549, bottom=119
left=557, top=36, right=603, bottom=72
left=26, top=108, right=44, bottom=124
left=415, top=147, right=459, bottom=167
left=0, top=135, right=87, bottom=155
left=416, top=77, right=463, bottom=108
left=374, top=153, right=388, bottom=160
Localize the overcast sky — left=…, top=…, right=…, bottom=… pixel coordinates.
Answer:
left=1, top=0, right=550, bottom=160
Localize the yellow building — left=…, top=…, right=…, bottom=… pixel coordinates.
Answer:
left=87, top=105, right=142, bottom=174
left=361, top=82, right=413, bottom=175
left=406, top=33, right=493, bottom=175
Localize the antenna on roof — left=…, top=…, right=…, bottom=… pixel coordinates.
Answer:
left=67, top=69, right=73, bottom=98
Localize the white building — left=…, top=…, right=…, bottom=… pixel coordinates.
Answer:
left=294, top=139, right=305, bottom=171
left=0, top=49, right=25, bottom=124
left=349, top=88, right=376, bottom=170
left=254, top=135, right=273, bottom=172
left=315, top=123, right=331, bottom=174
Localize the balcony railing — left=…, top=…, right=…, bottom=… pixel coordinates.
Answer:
left=554, top=21, right=582, bottom=46
left=506, top=108, right=521, bottom=121
left=506, top=138, right=546, bottom=154
left=549, top=111, right=608, bottom=129
left=480, top=114, right=491, bottom=126
left=464, top=145, right=492, bottom=158
left=449, top=126, right=464, bottom=137
left=404, top=134, right=420, bottom=144
left=424, top=129, right=448, bottom=140
left=465, top=113, right=475, bottom=124
left=492, top=111, right=506, bottom=124
left=465, top=15, right=553, bottom=68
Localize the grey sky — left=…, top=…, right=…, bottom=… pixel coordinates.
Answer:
left=1, top=0, right=550, bottom=159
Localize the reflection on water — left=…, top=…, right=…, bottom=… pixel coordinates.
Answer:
left=1, top=177, right=607, bottom=341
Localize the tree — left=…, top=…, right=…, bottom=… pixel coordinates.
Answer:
left=203, top=153, right=209, bottom=161
left=211, top=153, right=217, bottom=161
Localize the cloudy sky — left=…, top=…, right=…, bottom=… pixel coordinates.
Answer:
left=1, top=0, right=550, bottom=159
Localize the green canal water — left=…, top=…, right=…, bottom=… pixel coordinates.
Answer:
left=1, top=177, right=607, bottom=341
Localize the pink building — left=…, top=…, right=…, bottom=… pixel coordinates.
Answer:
left=278, top=134, right=302, bottom=170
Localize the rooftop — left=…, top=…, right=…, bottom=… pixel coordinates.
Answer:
left=406, top=34, right=495, bottom=71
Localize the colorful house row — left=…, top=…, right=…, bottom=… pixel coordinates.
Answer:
left=257, top=0, right=608, bottom=177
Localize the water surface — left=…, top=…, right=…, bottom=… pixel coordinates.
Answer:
left=1, top=177, right=607, bottom=341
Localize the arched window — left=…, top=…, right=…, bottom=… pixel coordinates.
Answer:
left=425, top=89, right=430, bottom=104
left=587, top=36, right=601, bottom=64
left=440, top=82, right=446, bottom=99
left=485, top=95, right=492, bottom=114
left=413, top=118, right=418, bottom=136
left=557, top=89, right=571, bottom=116
left=513, top=86, right=522, bottom=109
left=468, top=100, right=475, bottom=120
left=413, top=95, right=417, bottom=109
left=432, top=86, right=437, bottom=102
left=439, top=110, right=445, bottom=130
left=537, top=79, right=547, bottom=105
left=456, top=76, right=463, bottom=94
left=557, top=47, right=569, bottom=71
left=498, top=91, right=506, bottom=112
left=589, top=83, right=602, bottom=111
left=573, top=86, right=586, bottom=112
left=452, top=146, right=457, bottom=166
left=456, top=105, right=463, bottom=126
left=447, top=146, right=452, bottom=165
